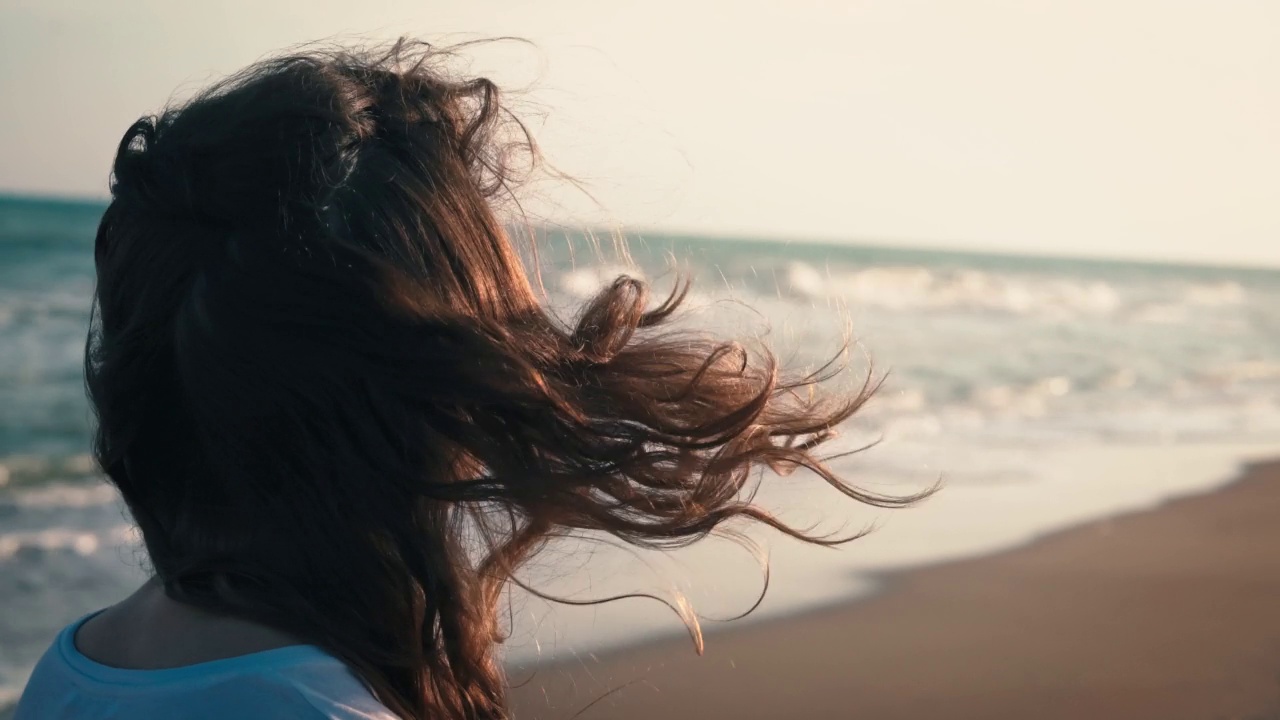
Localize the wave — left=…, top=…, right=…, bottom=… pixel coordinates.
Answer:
left=779, top=262, right=1123, bottom=317
left=0, top=288, right=94, bottom=329
left=557, top=263, right=645, bottom=299
left=0, top=525, right=134, bottom=560
left=6, top=481, right=118, bottom=509
left=0, top=454, right=97, bottom=489
left=1184, top=281, right=1246, bottom=307
left=546, top=261, right=1253, bottom=325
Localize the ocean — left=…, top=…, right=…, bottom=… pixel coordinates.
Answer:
left=3, top=194, right=1280, bottom=706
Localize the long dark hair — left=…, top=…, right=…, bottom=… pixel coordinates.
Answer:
left=86, top=39, right=922, bottom=719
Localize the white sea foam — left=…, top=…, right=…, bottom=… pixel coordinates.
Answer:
left=0, top=455, right=99, bottom=490
left=558, top=263, right=644, bottom=299
left=0, top=688, right=18, bottom=714
left=10, top=481, right=119, bottom=509
left=0, top=455, right=54, bottom=480
left=779, top=262, right=1123, bottom=317
left=0, top=529, right=100, bottom=558
left=1184, top=281, right=1246, bottom=306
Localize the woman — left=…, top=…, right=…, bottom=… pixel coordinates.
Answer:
left=16, top=39, right=917, bottom=719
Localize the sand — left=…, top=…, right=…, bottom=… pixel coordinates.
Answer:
left=509, top=460, right=1280, bottom=720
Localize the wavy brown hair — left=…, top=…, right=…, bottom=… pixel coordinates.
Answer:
left=86, top=39, right=922, bottom=719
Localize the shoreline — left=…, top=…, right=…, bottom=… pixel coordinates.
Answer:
left=509, top=458, right=1280, bottom=719
left=502, top=442, right=1280, bottom=666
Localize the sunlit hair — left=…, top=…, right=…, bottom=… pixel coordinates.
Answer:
left=86, top=38, right=923, bottom=719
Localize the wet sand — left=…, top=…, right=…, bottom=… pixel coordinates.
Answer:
left=510, top=460, right=1280, bottom=719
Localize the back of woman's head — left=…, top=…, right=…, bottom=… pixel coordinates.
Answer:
left=87, top=39, right=916, bottom=719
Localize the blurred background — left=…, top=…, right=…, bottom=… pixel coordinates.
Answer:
left=2, top=1, right=1279, bottom=717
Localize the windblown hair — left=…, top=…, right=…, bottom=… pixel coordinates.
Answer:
left=87, top=39, right=918, bottom=719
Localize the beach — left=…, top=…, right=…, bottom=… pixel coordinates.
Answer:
left=4, top=197, right=1280, bottom=711
left=509, top=459, right=1280, bottom=720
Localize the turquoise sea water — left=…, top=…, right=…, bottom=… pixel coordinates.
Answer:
left=3, top=194, right=1280, bottom=707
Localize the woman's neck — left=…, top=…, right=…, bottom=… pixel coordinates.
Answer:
left=74, top=576, right=306, bottom=670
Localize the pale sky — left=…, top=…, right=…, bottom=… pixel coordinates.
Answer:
left=2, top=1, right=1277, bottom=266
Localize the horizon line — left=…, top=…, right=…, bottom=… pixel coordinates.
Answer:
left=4, top=190, right=1277, bottom=275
